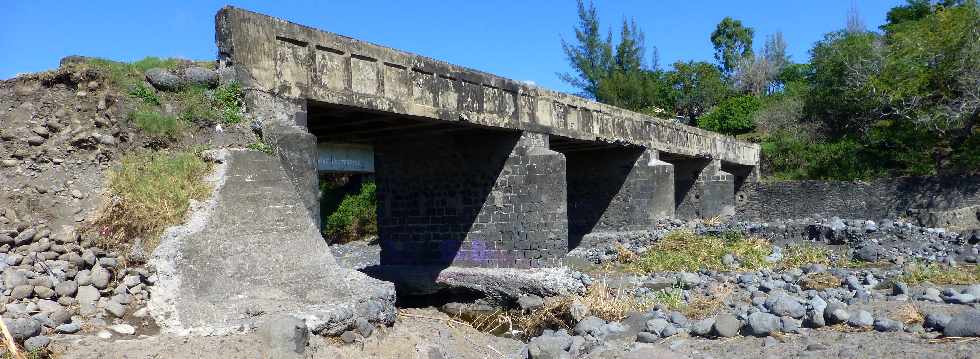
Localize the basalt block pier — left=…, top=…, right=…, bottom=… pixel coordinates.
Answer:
left=216, top=7, right=760, bottom=269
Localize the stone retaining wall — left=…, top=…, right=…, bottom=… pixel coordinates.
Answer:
left=737, top=175, right=980, bottom=230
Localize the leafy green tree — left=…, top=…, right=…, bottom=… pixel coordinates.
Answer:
left=710, top=17, right=755, bottom=74
left=669, top=61, right=731, bottom=121
left=614, top=19, right=644, bottom=72
left=883, top=0, right=965, bottom=31
left=806, top=30, right=882, bottom=135
left=697, top=95, right=762, bottom=135
left=560, top=0, right=612, bottom=99
left=871, top=1, right=980, bottom=172
left=884, top=0, right=935, bottom=28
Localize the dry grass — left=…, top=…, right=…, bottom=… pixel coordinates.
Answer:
left=683, top=283, right=734, bottom=320
left=780, top=243, right=834, bottom=269
left=899, top=262, right=980, bottom=285
left=614, top=243, right=640, bottom=264
left=800, top=272, right=843, bottom=290
left=895, top=303, right=925, bottom=325
left=474, top=281, right=653, bottom=339
left=580, top=282, right=652, bottom=321
left=629, top=230, right=772, bottom=273
left=510, top=297, right=576, bottom=338
left=701, top=216, right=724, bottom=226
left=90, top=150, right=212, bottom=257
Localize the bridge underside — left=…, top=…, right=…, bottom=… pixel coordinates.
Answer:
left=268, top=102, right=741, bottom=268
left=217, top=6, right=760, bottom=269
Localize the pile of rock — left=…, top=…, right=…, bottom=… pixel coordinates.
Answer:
left=0, top=215, right=154, bottom=350
left=144, top=65, right=233, bottom=91
left=570, top=217, right=976, bottom=266
left=518, top=262, right=980, bottom=358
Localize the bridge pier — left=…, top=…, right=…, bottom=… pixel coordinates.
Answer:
left=376, top=131, right=567, bottom=269
left=670, top=158, right=735, bottom=220
left=563, top=147, right=674, bottom=249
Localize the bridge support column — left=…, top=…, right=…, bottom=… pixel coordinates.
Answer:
left=564, top=148, right=674, bottom=248
left=377, top=131, right=567, bottom=268
left=672, top=158, right=735, bottom=220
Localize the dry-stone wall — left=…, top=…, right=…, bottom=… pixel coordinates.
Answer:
left=737, top=175, right=980, bottom=230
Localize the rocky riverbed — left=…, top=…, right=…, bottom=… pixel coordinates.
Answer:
left=327, top=217, right=980, bottom=358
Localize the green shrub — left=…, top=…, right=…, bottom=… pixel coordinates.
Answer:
left=324, top=180, right=377, bottom=243
left=86, top=56, right=182, bottom=91
left=698, top=95, right=761, bottom=135
left=652, top=287, right=685, bottom=310
left=92, top=150, right=211, bottom=253
left=213, top=82, right=245, bottom=124
left=629, top=230, right=772, bottom=273
left=129, top=83, right=160, bottom=106
left=246, top=141, right=273, bottom=154
left=761, top=136, right=884, bottom=180
left=128, top=109, right=183, bottom=140
left=172, top=82, right=244, bottom=125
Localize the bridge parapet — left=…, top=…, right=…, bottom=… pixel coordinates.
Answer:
left=216, top=6, right=759, bottom=166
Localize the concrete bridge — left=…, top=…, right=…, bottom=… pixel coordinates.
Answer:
left=215, top=7, right=760, bottom=269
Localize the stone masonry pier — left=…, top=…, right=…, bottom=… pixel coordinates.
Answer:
left=215, top=7, right=760, bottom=269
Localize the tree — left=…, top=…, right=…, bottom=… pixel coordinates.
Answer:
left=807, top=0, right=980, bottom=173
left=559, top=0, right=612, bottom=99
left=883, top=0, right=965, bottom=31
left=614, top=19, right=644, bottom=73
left=884, top=0, right=934, bottom=29
left=698, top=95, right=762, bottom=135
left=763, top=32, right=790, bottom=71
left=595, top=21, right=674, bottom=114
left=669, top=61, right=731, bottom=121
left=846, top=3, right=867, bottom=33
left=710, top=17, right=755, bottom=74
left=732, top=32, right=790, bottom=96
left=806, top=30, right=883, bottom=135
left=870, top=1, right=980, bottom=172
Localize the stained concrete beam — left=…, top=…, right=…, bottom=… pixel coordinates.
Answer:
left=215, top=6, right=760, bottom=167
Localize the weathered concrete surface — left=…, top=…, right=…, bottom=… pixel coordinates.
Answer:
left=364, top=265, right=587, bottom=302
left=213, top=6, right=759, bottom=269
left=215, top=6, right=759, bottom=167
left=150, top=150, right=395, bottom=336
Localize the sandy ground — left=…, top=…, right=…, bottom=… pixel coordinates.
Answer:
left=48, top=307, right=525, bottom=359
left=48, top=302, right=980, bottom=359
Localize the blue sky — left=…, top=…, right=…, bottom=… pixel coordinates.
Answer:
left=1, top=1, right=901, bottom=93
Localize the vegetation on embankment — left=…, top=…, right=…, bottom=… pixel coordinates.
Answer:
left=85, top=57, right=244, bottom=141
left=73, top=56, right=251, bottom=259
left=92, top=149, right=212, bottom=255
left=625, top=230, right=835, bottom=273
left=323, top=179, right=378, bottom=244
